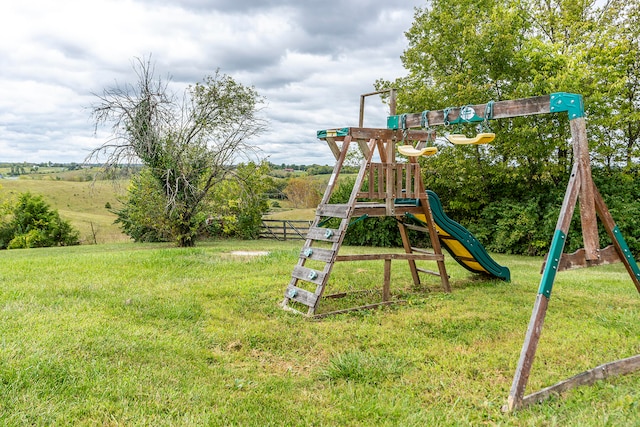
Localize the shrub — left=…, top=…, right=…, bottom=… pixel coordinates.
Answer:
left=0, top=192, right=80, bottom=249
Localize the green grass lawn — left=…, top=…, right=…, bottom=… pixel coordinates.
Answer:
left=0, top=240, right=638, bottom=426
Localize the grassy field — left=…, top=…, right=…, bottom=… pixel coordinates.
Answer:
left=0, top=175, right=129, bottom=244
left=0, top=239, right=638, bottom=425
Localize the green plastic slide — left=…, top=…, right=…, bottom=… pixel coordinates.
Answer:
left=403, top=191, right=510, bottom=281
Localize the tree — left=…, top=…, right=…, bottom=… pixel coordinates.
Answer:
left=283, top=177, right=323, bottom=208
left=205, top=161, right=273, bottom=239
left=90, top=56, right=267, bottom=246
left=372, top=0, right=640, bottom=255
left=0, top=192, right=80, bottom=249
left=113, top=168, right=173, bottom=243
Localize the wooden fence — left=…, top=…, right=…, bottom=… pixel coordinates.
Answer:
left=260, top=219, right=313, bottom=241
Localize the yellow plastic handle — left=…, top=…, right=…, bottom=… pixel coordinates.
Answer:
left=397, top=145, right=438, bottom=157
left=446, top=132, right=495, bottom=145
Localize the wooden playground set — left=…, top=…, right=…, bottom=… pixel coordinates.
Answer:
left=279, top=91, right=640, bottom=411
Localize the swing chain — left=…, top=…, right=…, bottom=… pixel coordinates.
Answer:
left=443, top=107, right=452, bottom=126
left=477, top=100, right=495, bottom=133
left=400, top=113, right=408, bottom=141
left=420, top=110, right=430, bottom=128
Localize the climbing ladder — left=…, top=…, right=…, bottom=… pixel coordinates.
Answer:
left=281, top=127, right=450, bottom=317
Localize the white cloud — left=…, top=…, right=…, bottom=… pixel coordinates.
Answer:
left=0, top=0, right=423, bottom=165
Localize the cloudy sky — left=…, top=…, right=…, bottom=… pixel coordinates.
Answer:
left=0, top=0, right=424, bottom=166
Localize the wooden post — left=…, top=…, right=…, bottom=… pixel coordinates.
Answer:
left=397, top=220, right=421, bottom=286
left=389, top=89, right=397, bottom=116
left=592, top=183, right=640, bottom=293
left=383, top=259, right=392, bottom=302
left=359, top=89, right=397, bottom=127
left=571, top=118, right=599, bottom=261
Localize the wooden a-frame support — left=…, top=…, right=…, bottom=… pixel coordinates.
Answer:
left=387, top=93, right=640, bottom=410
left=505, top=116, right=640, bottom=411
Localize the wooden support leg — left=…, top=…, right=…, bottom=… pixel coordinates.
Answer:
left=408, top=156, right=451, bottom=293
left=420, top=197, right=451, bottom=293
left=397, top=220, right=421, bottom=286
left=383, top=259, right=392, bottom=302
left=592, top=182, right=640, bottom=293
left=506, top=162, right=580, bottom=411
left=571, top=118, right=599, bottom=261
left=507, top=293, right=550, bottom=411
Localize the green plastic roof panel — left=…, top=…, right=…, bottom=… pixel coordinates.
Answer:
left=317, top=128, right=350, bottom=139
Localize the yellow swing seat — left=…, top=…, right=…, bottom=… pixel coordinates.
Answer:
left=446, top=132, right=495, bottom=145
left=397, top=145, right=438, bottom=157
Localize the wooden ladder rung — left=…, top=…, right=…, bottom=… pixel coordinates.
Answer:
left=410, top=247, right=433, bottom=255
left=416, top=267, right=442, bottom=277
left=291, top=265, right=326, bottom=286
left=306, top=227, right=341, bottom=242
left=403, top=223, right=431, bottom=233
left=317, top=204, right=350, bottom=218
left=284, top=285, right=318, bottom=308
left=300, top=246, right=336, bottom=262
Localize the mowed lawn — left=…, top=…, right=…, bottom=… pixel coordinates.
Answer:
left=0, top=239, right=638, bottom=426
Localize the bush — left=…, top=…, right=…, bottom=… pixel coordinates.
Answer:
left=0, top=192, right=80, bottom=249
left=115, top=163, right=273, bottom=243
left=114, top=169, right=172, bottom=243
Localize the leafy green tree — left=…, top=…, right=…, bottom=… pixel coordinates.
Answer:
left=114, top=168, right=173, bottom=242
left=116, top=162, right=273, bottom=241
left=90, top=56, right=266, bottom=246
left=0, top=193, right=80, bottom=249
left=204, top=162, right=273, bottom=239
left=584, top=1, right=640, bottom=168
left=374, top=0, right=640, bottom=255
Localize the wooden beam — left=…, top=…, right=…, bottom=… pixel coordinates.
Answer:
left=543, top=245, right=621, bottom=272
left=398, top=220, right=422, bottom=286
left=592, top=181, right=640, bottom=293
left=318, top=127, right=434, bottom=142
left=335, top=253, right=444, bottom=262
left=507, top=294, right=550, bottom=411
left=572, top=118, right=599, bottom=261
left=517, top=354, right=640, bottom=410
left=326, top=137, right=342, bottom=160
left=383, top=259, right=392, bottom=302
left=312, top=300, right=405, bottom=319
left=395, top=95, right=552, bottom=129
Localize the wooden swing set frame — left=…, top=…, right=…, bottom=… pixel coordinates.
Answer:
left=387, top=92, right=640, bottom=411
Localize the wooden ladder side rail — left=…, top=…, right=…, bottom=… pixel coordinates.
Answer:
left=309, top=137, right=379, bottom=315
left=283, top=137, right=379, bottom=316
left=281, top=135, right=353, bottom=313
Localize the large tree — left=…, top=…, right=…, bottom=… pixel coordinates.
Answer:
left=373, top=0, right=640, bottom=255
left=90, top=57, right=267, bottom=246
